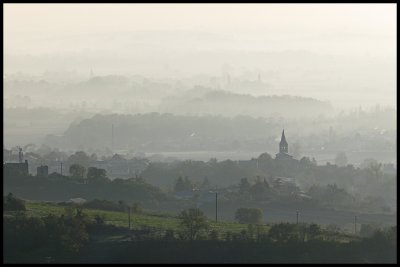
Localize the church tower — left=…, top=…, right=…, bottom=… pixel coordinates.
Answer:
left=279, top=129, right=288, bottom=154
left=276, top=129, right=294, bottom=161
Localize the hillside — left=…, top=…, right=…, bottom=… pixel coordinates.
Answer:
left=159, top=89, right=333, bottom=118
left=44, top=112, right=282, bottom=151
left=42, top=107, right=396, bottom=159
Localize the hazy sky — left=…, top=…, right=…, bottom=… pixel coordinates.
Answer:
left=5, top=3, right=396, bottom=55
left=7, top=3, right=394, bottom=32
left=4, top=4, right=397, bottom=109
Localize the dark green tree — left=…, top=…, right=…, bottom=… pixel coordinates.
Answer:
left=61, top=207, right=89, bottom=253
left=249, top=178, right=271, bottom=200
left=178, top=208, right=210, bottom=241
left=174, top=176, right=186, bottom=192
left=367, top=161, right=383, bottom=182
left=234, top=208, right=263, bottom=224
left=174, top=176, right=193, bottom=192
left=69, top=164, right=86, bottom=178
left=239, top=178, right=251, bottom=194
left=268, top=223, right=299, bottom=242
left=67, top=151, right=91, bottom=168
left=4, top=193, right=26, bottom=211
left=86, top=167, right=107, bottom=183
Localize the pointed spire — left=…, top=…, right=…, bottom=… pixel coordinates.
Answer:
left=280, top=129, right=287, bottom=144
left=279, top=129, right=288, bottom=154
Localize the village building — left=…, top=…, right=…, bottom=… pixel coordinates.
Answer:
left=3, top=147, right=29, bottom=176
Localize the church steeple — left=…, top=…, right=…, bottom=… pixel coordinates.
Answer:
left=279, top=129, right=288, bottom=154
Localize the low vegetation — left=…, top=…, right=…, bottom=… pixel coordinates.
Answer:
left=3, top=195, right=396, bottom=263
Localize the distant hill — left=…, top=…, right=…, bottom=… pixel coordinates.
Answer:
left=159, top=89, right=334, bottom=118
left=44, top=105, right=396, bottom=154
left=44, top=113, right=282, bottom=151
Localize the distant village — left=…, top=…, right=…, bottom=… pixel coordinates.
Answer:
left=3, top=129, right=395, bottom=205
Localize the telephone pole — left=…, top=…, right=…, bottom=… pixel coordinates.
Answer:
left=128, top=206, right=131, bottom=230
left=60, top=162, right=63, bottom=176
left=296, top=210, right=299, bottom=224
left=111, top=124, right=114, bottom=153
left=354, top=215, right=357, bottom=235
left=215, top=192, right=218, bottom=223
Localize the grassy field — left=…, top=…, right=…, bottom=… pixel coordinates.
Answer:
left=6, top=201, right=359, bottom=243
left=23, top=201, right=252, bottom=234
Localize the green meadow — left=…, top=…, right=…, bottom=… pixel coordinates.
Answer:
left=3, top=201, right=358, bottom=243
left=23, top=201, right=253, bottom=234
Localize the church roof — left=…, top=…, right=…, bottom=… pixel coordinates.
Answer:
left=275, top=152, right=293, bottom=160
left=279, top=129, right=288, bottom=146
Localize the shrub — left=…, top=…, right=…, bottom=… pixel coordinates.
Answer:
left=234, top=208, right=263, bottom=224
left=4, top=193, right=26, bottom=211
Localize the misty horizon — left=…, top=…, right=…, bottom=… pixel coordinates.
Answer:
left=4, top=4, right=396, bottom=110
left=3, top=3, right=397, bottom=264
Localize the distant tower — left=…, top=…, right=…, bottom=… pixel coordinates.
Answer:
left=279, top=130, right=288, bottom=154
left=18, top=147, right=23, bottom=163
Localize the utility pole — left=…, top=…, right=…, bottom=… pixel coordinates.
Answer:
left=296, top=210, right=299, bottom=224
left=112, top=124, right=114, bottom=153
left=354, top=215, right=357, bottom=235
left=60, top=162, right=63, bottom=176
left=128, top=206, right=131, bottom=230
left=215, top=192, right=218, bottom=223
left=18, top=146, right=22, bottom=163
